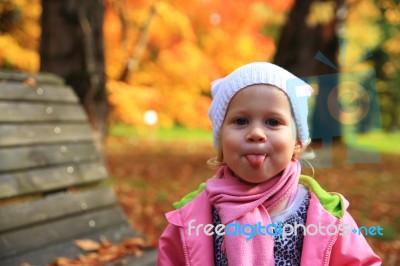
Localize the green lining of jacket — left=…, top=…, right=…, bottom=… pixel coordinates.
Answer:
left=172, top=182, right=207, bottom=209
left=299, top=175, right=344, bottom=218
left=172, top=175, right=344, bottom=218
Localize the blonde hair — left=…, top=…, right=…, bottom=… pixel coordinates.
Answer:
left=207, top=135, right=224, bottom=169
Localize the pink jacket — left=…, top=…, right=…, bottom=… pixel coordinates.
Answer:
left=157, top=176, right=381, bottom=265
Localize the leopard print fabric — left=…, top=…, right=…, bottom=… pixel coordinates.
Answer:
left=212, top=193, right=310, bottom=266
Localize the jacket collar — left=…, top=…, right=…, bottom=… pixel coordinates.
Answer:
left=166, top=191, right=214, bottom=265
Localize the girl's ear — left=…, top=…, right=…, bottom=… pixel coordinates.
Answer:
left=293, top=140, right=304, bottom=159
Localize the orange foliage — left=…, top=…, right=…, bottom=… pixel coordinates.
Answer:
left=1, top=0, right=294, bottom=129
left=104, top=0, right=291, bottom=130
left=108, top=81, right=164, bottom=127
left=264, top=0, right=295, bottom=12
left=0, top=0, right=41, bottom=70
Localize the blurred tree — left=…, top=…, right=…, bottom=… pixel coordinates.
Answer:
left=0, top=0, right=40, bottom=70
left=274, top=0, right=345, bottom=143
left=40, top=0, right=107, bottom=151
left=340, top=0, right=399, bottom=133
left=371, top=0, right=400, bottom=132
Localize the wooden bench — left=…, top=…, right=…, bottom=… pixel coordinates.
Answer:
left=0, top=70, right=157, bottom=265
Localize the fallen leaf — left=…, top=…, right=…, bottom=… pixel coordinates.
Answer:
left=123, top=237, right=146, bottom=248
left=98, top=252, right=120, bottom=262
left=74, top=239, right=101, bottom=251
left=101, top=238, right=112, bottom=248
left=24, top=77, right=37, bottom=87
left=133, top=247, right=144, bottom=257
left=53, top=257, right=78, bottom=266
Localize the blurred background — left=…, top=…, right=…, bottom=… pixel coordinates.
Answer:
left=1, top=0, right=399, bottom=264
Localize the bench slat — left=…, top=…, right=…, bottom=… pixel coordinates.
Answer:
left=0, top=82, right=78, bottom=102
left=0, top=102, right=87, bottom=122
left=0, top=161, right=108, bottom=199
left=0, top=221, right=142, bottom=266
left=0, top=187, right=117, bottom=232
left=0, top=206, right=128, bottom=259
left=0, top=142, right=98, bottom=172
left=0, top=71, right=64, bottom=85
left=0, top=123, right=93, bottom=147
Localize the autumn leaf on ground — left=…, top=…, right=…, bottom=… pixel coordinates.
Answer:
left=123, top=237, right=146, bottom=248
left=124, top=237, right=150, bottom=257
left=74, top=239, right=101, bottom=252
left=48, top=236, right=149, bottom=266
left=23, top=77, right=37, bottom=87
left=51, top=257, right=81, bottom=266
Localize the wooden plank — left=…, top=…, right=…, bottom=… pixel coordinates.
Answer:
left=0, top=70, right=64, bottom=85
left=0, top=187, right=117, bottom=232
left=0, top=161, right=108, bottom=199
left=0, top=102, right=87, bottom=122
left=0, top=221, right=143, bottom=266
left=0, top=82, right=78, bottom=102
left=0, top=123, right=94, bottom=147
left=0, top=206, right=129, bottom=259
left=0, top=142, right=98, bottom=172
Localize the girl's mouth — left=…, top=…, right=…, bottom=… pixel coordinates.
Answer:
left=245, top=154, right=266, bottom=168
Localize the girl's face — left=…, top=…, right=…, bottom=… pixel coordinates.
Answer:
left=220, top=84, right=302, bottom=184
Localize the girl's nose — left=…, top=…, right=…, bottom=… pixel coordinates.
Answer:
left=246, top=125, right=267, bottom=143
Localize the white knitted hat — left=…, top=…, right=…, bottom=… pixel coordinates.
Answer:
left=208, top=62, right=313, bottom=148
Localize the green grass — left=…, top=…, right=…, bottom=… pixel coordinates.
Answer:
left=109, top=124, right=400, bottom=154
left=108, top=124, right=213, bottom=143
left=345, top=131, right=400, bottom=155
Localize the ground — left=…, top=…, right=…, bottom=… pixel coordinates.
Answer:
left=106, top=136, right=400, bottom=265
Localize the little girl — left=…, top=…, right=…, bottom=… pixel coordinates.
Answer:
left=157, top=62, right=381, bottom=265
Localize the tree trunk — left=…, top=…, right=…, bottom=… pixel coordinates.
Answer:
left=274, top=0, right=344, bottom=144
left=118, top=4, right=156, bottom=82
left=40, top=0, right=107, bottom=153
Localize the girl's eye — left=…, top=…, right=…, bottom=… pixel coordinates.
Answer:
left=266, top=119, right=280, bottom=126
left=234, top=118, right=249, bottom=125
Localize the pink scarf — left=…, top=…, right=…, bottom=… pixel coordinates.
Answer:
left=205, top=160, right=300, bottom=266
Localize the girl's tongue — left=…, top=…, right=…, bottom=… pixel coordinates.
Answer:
left=246, top=154, right=265, bottom=168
